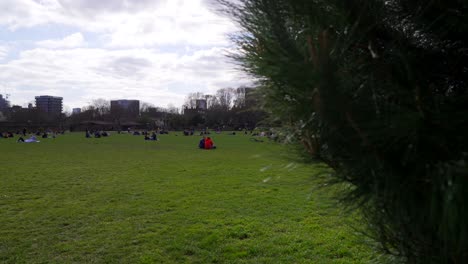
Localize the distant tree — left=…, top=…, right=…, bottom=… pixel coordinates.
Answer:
left=140, top=101, right=156, bottom=114
left=63, top=106, right=72, bottom=117
left=167, top=104, right=180, bottom=114
left=233, top=87, right=246, bottom=108
left=8, top=107, right=46, bottom=124
left=90, top=98, right=110, bottom=117
left=216, top=88, right=235, bottom=110
left=205, top=94, right=218, bottom=109
left=184, top=92, right=205, bottom=109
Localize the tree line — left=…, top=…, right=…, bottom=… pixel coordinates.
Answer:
left=181, top=87, right=266, bottom=129
left=0, top=86, right=266, bottom=131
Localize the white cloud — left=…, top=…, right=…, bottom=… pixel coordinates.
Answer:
left=0, top=46, right=251, bottom=108
left=0, top=0, right=235, bottom=47
left=36, top=32, right=86, bottom=49
left=0, top=0, right=251, bottom=109
left=0, top=45, right=8, bottom=60
left=106, top=0, right=235, bottom=47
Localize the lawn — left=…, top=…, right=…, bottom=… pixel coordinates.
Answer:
left=0, top=132, right=377, bottom=263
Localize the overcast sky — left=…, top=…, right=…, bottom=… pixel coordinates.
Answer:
left=0, top=0, right=250, bottom=111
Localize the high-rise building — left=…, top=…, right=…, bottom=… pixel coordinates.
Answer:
left=35, top=95, right=63, bottom=116
left=110, top=99, right=140, bottom=118
left=196, top=99, right=207, bottom=110
left=0, top=94, right=10, bottom=111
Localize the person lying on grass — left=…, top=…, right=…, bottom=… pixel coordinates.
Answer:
left=17, top=135, right=40, bottom=143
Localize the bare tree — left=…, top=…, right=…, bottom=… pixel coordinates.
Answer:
left=184, top=92, right=206, bottom=109
left=216, top=88, right=235, bottom=110
left=90, top=98, right=110, bottom=117
left=167, top=104, right=179, bottom=114
left=140, top=101, right=155, bottom=113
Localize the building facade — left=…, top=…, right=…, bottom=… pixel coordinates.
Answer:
left=196, top=99, right=207, bottom=110
left=72, top=108, right=81, bottom=115
left=110, top=99, right=140, bottom=119
left=0, top=94, right=10, bottom=111
left=35, top=95, right=63, bottom=116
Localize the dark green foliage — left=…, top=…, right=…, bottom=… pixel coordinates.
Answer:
left=220, top=0, right=468, bottom=262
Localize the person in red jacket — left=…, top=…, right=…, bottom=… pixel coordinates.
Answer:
left=204, top=137, right=216, bottom=149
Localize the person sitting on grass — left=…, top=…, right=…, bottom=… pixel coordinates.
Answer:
left=144, top=132, right=158, bottom=141
left=198, top=136, right=206, bottom=149
left=204, top=137, right=216, bottom=149
left=150, top=132, right=158, bottom=141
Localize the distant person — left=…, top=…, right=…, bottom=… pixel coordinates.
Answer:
left=144, top=134, right=150, bottom=140
left=18, top=135, right=39, bottom=143
left=204, top=137, right=216, bottom=149
left=85, top=130, right=91, bottom=138
left=198, top=136, right=206, bottom=149
left=42, top=132, right=48, bottom=139
left=150, top=132, right=158, bottom=141
left=22, top=128, right=27, bottom=136
left=25, top=135, right=39, bottom=143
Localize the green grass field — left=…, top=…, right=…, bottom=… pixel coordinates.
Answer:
left=0, top=132, right=377, bottom=263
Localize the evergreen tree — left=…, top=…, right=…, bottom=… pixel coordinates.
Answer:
left=220, top=0, right=468, bottom=262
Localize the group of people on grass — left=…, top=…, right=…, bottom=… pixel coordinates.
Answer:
left=144, top=132, right=158, bottom=141
left=2, top=128, right=66, bottom=143
left=2, top=128, right=65, bottom=139
left=199, top=136, right=216, bottom=150
left=2, top=127, right=241, bottom=149
left=0, top=132, right=15, bottom=138
left=85, top=130, right=110, bottom=138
